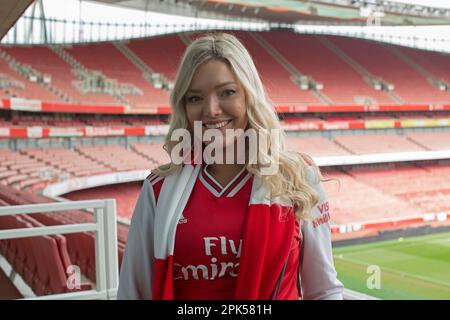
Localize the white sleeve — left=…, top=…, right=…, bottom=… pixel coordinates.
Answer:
left=117, top=179, right=156, bottom=300
left=300, top=166, right=344, bottom=300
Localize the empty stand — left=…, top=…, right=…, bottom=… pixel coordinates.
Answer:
left=64, top=182, right=141, bottom=220
left=345, top=164, right=450, bottom=213
left=64, top=43, right=168, bottom=107
left=233, top=31, right=319, bottom=105
left=1, top=46, right=119, bottom=104
left=75, top=144, right=155, bottom=171
left=261, top=32, right=394, bottom=105
left=0, top=184, right=127, bottom=285
left=407, top=131, right=450, bottom=150
left=131, top=142, right=170, bottom=166
left=396, top=46, right=450, bottom=89
left=323, top=169, right=424, bottom=224
left=285, top=136, right=351, bottom=157
left=22, top=147, right=110, bottom=178
left=126, top=34, right=187, bottom=82
left=3, top=32, right=450, bottom=107
left=327, top=36, right=450, bottom=104
left=0, top=49, right=60, bottom=101
left=333, top=133, right=426, bottom=154
left=0, top=207, right=91, bottom=295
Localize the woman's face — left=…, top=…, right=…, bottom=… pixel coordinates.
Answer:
left=184, top=59, right=248, bottom=142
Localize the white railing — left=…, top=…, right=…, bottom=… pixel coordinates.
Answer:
left=0, top=199, right=119, bottom=300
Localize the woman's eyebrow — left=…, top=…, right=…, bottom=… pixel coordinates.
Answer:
left=187, top=81, right=236, bottom=93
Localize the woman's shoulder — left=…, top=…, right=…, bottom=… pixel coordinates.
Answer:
left=145, top=171, right=165, bottom=185
left=144, top=162, right=174, bottom=185
left=297, top=152, right=321, bottom=186
left=298, top=152, right=315, bottom=167
left=144, top=170, right=166, bottom=201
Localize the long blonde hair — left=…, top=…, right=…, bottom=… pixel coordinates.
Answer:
left=154, top=32, right=321, bottom=220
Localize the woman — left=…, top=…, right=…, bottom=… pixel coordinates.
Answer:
left=117, top=32, right=344, bottom=300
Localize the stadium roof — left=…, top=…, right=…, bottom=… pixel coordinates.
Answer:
left=87, top=0, right=450, bottom=25
left=0, top=0, right=34, bottom=39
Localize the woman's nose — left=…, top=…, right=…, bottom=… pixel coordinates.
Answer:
left=203, top=96, right=222, bottom=118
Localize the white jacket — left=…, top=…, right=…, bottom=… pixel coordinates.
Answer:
left=117, top=165, right=344, bottom=300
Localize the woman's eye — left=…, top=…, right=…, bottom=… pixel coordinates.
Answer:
left=222, top=89, right=235, bottom=97
left=187, top=96, right=201, bottom=103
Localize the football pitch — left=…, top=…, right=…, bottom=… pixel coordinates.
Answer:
left=333, top=232, right=450, bottom=300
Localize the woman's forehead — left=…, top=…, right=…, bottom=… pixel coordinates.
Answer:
left=188, top=59, right=239, bottom=92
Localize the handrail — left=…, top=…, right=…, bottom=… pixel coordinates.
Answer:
left=0, top=199, right=119, bottom=300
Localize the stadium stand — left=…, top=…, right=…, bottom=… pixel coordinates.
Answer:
left=260, top=32, right=395, bottom=105
left=126, top=34, right=187, bottom=82
left=1, top=46, right=118, bottom=104
left=327, top=35, right=450, bottom=104
left=3, top=32, right=450, bottom=108
left=64, top=182, right=142, bottom=220
left=0, top=49, right=60, bottom=101
left=345, top=163, right=450, bottom=213
left=1, top=18, right=450, bottom=300
left=322, top=168, right=424, bottom=224
left=285, top=136, right=351, bottom=156
left=130, top=142, right=170, bottom=165
left=407, top=131, right=450, bottom=150
left=64, top=43, right=168, bottom=107
left=396, top=45, right=450, bottom=88
left=233, top=31, right=320, bottom=105
left=332, top=133, right=426, bottom=154
left=0, top=196, right=94, bottom=295
left=0, top=183, right=128, bottom=286
left=75, top=145, right=156, bottom=172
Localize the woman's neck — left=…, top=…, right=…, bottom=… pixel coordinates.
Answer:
left=206, top=163, right=246, bottom=188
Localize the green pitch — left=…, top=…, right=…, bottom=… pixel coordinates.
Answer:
left=333, top=232, right=450, bottom=300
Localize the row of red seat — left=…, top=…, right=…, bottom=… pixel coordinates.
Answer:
left=2, top=110, right=449, bottom=128
left=0, top=184, right=128, bottom=290
left=2, top=32, right=450, bottom=107
left=0, top=202, right=92, bottom=296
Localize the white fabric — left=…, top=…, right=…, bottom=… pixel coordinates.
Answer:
left=154, top=165, right=201, bottom=258
left=301, top=166, right=345, bottom=300
left=117, top=165, right=344, bottom=300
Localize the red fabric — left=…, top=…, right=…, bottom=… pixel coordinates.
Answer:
left=151, top=169, right=298, bottom=300
left=235, top=203, right=295, bottom=299
left=152, top=256, right=174, bottom=300
left=171, top=174, right=252, bottom=299
left=152, top=206, right=297, bottom=300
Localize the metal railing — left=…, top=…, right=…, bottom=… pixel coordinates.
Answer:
left=0, top=199, right=119, bottom=300
left=0, top=198, right=381, bottom=300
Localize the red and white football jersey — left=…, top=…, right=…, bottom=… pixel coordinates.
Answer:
left=172, top=165, right=301, bottom=299
left=117, top=163, right=344, bottom=300
left=172, top=165, right=251, bottom=299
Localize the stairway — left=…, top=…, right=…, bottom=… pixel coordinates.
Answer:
left=386, top=91, right=405, bottom=104
left=113, top=42, right=154, bottom=75
left=250, top=32, right=301, bottom=77
left=0, top=49, right=70, bottom=102
left=316, top=36, right=372, bottom=79
left=317, top=36, right=404, bottom=104
left=385, top=45, right=432, bottom=79
left=50, top=44, right=129, bottom=105
left=384, top=44, right=450, bottom=95
left=49, top=45, right=85, bottom=70
left=250, top=32, right=331, bottom=105
left=113, top=41, right=171, bottom=92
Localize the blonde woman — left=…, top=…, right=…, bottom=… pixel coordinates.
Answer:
left=118, top=32, right=344, bottom=300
